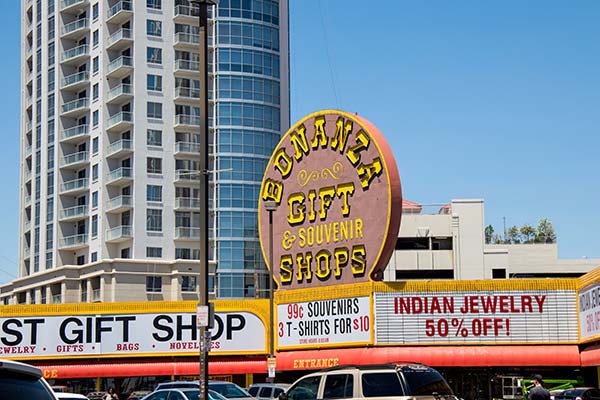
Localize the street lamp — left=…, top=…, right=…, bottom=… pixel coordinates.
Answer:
left=263, top=200, right=278, bottom=382
left=188, top=2, right=215, bottom=400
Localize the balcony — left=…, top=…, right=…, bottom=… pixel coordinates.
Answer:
left=174, top=170, right=200, bottom=185
left=24, top=169, right=32, bottom=182
left=60, top=151, right=89, bottom=169
left=62, top=71, right=89, bottom=91
left=175, top=227, right=201, bottom=240
left=174, top=86, right=201, bottom=102
left=106, top=195, right=133, bottom=213
left=25, top=120, right=32, bottom=134
left=22, top=245, right=31, bottom=260
left=107, top=55, right=133, bottom=78
left=92, top=288, right=101, bottom=302
left=61, top=98, right=89, bottom=118
left=174, top=32, right=200, bottom=50
left=173, top=4, right=200, bottom=24
left=60, top=125, right=89, bottom=143
left=106, top=111, right=133, bottom=132
left=175, top=197, right=200, bottom=211
left=61, top=44, right=89, bottom=65
left=174, top=59, right=200, bottom=77
left=106, top=139, right=133, bottom=158
left=174, top=114, right=201, bottom=130
left=107, top=1, right=133, bottom=25
left=61, top=18, right=89, bottom=40
left=174, top=142, right=201, bottom=157
left=59, top=233, right=88, bottom=250
left=25, top=46, right=33, bottom=61
left=107, top=28, right=133, bottom=51
left=60, top=0, right=89, bottom=14
left=24, top=195, right=32, bottom=207
left=23, top=220, right=31, bottom=233
left=60, top=178, right=89, bottom=195
left=107, top=83, right=133, bottom=104
left=107, top=167, right=132, bottom=186
left=106, top=225, right=132, bottom=243
left=59, top=205, right=88, bottom=222
left=25, top=145, right=32, bottom=158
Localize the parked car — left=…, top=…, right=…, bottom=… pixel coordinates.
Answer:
left=550, top=390, right=566, bottom=400
left=280, top=363, right=453, bottom=400
left=86, top=392, right=107, bottom=400
left=554, top=388, right=600, bottom=400
left=143, top=388, right=230, bottom=400
left=0, top=358, right=58, bottom=400
left=55, top=393, right=89, bottom=400
left=248, top=383, right=290, bottom=400
left=154, top=381, right=253, bottom=400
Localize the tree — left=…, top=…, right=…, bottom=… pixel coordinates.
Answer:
left=535, top=218, right=557, bottom=243
left=485, top=225, right=495, bottom=244
left=507, top=226, right=521, bottom=244
left=520, top=225, right=536, bottom=243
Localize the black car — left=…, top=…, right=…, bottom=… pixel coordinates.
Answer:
left=555, top=388, right=600, bottom=400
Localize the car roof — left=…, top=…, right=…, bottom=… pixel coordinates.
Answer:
left=0, top=358, right=43, bottom=378
left=56, top=394, right=89, bottom=400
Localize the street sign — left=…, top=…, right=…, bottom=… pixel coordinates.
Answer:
left=267, top=356, right=276, bottom=378
left=197, top=305, right=210, bottom=327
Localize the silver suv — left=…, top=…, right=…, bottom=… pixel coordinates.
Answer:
left=280, top=363, right=453, bottom=400
left=248, top=383, right=290, bottom=400
left=0, top=359, right=58, bottom=400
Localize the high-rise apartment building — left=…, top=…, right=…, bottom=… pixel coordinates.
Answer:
left=10, top=0, right=289, bottom=304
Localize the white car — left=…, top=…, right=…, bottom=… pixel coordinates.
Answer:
left=0, top=358, right=58, bottom=400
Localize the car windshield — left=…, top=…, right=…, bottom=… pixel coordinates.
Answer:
left=562, top=390, right=587, bottom=397
left=210, top=383, right=250, bottom=398
left=182, top=390, right=200, bottom=400
left=401, top=368, right=453, bottom=396
left=0, top=371, right=56, bottom=400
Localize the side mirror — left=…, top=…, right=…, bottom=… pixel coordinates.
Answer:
left=279, top=392, right=288, bottom=400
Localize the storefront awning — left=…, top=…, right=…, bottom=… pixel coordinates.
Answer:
left=580, top=345, right=600, bottom=367
left=33, top=358, right=267, bottom=379
left=275, top=345, right=581, bottom=370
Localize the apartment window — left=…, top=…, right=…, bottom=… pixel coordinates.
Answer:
left=93, top=110, right=99, bottom=127
left=76, top=255, right=85, bottom=266
left=146, top=20, right=162, bottom=37
left=147, top=74, right=162, bottom=92
left=93, top=83, right=99, bottom=100
left=93, top=30, right=99, bottom=47
left=92, top=137, right=98, bottom=154
left=147, top=0, right=161, bottom=9
left=147, top=185, right=162, bottom=202
left=93, top=56, right=99, bottom=74
left=92, top=3, right=99, bottom=21
left=147, top=209, right=162, bottom=232
left=146, top=247, right=162, bottom=258
left=146, top=276, right=162, bottom=293
left=45, top=252, right=53, bottom=268
left=48, top=17, right=55, bottom=40
left=181, top=276, right=197, bottom=292
left=91, top=252, right=97, bottom=262
left=48, top=1, right=55, bottom=16
left=121, top=248, right=131, bottom=259
left=147, top=47, right=162, bottom=64
left=92, top=191, right=98, bottom=209
left=147, top=129, right=162, bottom=146
left=147, top=102, right=162, bottom=119
left=48, top=68, right=55, bottom=92
left=48, top=42, right=55, bottom=67
left=91, top=215, right=98, bottom=238
left=147, top=157, right=162, bottom=174
left=92, top=164, right=98, bottom=181
left=46, top=197, right=53, bottom=221
left=47, top=146, right=54, bottom=171
left=47, top=173, right=54, bottom=196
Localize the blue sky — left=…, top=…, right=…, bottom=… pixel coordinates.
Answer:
left=0, top=1, right=598, bottom=284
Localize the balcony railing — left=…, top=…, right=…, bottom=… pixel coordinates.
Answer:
left=25, top=145, right=32, bottom=157
left=175, top=114, right=201, bottom=126
left=175, top=86, right=201, bottom=99
left=107, top=139, right=133, bottom=155
left=175, top=197, right=200, bottom=209
left=107, top=56, right=133, bottom=74
left=175, top=170, right=201, bottom=181
left=106, top=225, right=132, bottom=241
left=59, top=233, right=88, bottom=248
left=62, top=97, right=89, bottom=114
left=175, top=142, right=201, bottom=154
left=24, top=195, right=32, bottom=206
left=108, top=167, right=132, bottom=181
left=108, top=1, right=132, bottom=19
left=60, top=151, right=88, bottom=166
left=52, top=294, right=62, bottom=304
left=62, top=71, right=89, bottom=87
left=175, top=59, right=200, bottom=72
left=61, top=18, right=89, bottom=36
left=175, top=32, right=200, bottom=46
left=107, top=111, right=133, bottom=127
left=59, top=205, right=88, bottom=220
left=60, top=125, right=88, bottom=141
left=107, top=28, right=132, bottom=46
left=61, top=44, right=88, bottom=62
left=107, top=195, right=133, bottom=210
left=60, top=177, right=88, bottom=193
left=107, top=83, right=132, bottom=100
left=23, top=220, right=31, bottom=232
left=61, top=0, right=86, bottom=11
left=174, top=5, right=200, bottom=18
left=92, top=288, right=101, bottom=302
left=175, top=227, right=201, bottom=239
